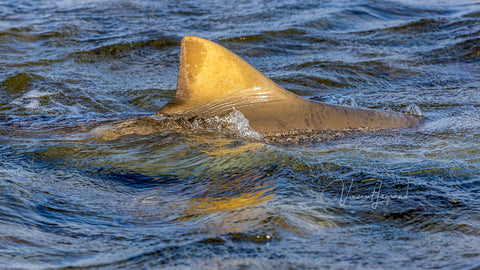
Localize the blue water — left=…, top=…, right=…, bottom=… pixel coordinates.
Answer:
left=1, top=0, right=480, bottom=269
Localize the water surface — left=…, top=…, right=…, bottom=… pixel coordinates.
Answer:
left=1, top=0, right=480, bottom=269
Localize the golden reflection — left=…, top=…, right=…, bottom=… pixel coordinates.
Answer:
left=170, top=185, right=336, bottom=236
left=173, top=187, right=276, bottom=235
left=185, top=186, right=275, bottom=215
left=185, top=136, right=264, bottom=156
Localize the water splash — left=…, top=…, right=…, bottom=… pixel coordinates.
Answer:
left=190, top=108, right=264, bottom=140
left=404, top=104, right=423, bottom=116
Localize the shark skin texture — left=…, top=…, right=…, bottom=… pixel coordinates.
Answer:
left=158, top=36, right=422, bottom=134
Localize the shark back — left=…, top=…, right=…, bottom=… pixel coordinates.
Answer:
left=159, top=37, right=421, bottom=133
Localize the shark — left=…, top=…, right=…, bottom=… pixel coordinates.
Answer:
left=157, top=36, right=421, bottom=135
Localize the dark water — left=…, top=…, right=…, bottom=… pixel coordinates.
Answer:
left=1, top=0, right=480, bottom=269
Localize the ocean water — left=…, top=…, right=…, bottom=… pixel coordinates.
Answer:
left=1, top=0, right=480, bottom=269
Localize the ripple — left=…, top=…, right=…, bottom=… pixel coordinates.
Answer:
left=0, top=73, right=44, bottom=95
left=430, top=37, right=480, bottom=63
left=1, top=0, right=480, bottom=268
left=72, top=37, right=179, bottom=63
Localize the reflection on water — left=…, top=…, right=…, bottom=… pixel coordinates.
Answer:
left=1, top=0, right=480, bottom=269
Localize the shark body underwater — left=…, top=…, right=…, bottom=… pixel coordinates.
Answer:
left=156, top=36, right=421, bottom=137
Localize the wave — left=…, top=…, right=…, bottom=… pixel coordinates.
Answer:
left=72, top=37, right=179, bottom=63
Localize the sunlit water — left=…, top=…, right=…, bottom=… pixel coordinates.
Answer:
left=1, top=0, right=480, bottom=269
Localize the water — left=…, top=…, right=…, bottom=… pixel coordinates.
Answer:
left=1, top=0, right=480, bottom=269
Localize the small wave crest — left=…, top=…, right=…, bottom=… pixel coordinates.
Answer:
left=311, top=94, right=358, bottom=107
left=404, top=104, right=423, bottom=116
left=188, top=108, right=264, bottom=140
left=11, top=90, right=55, bottom=110
left=9, top=89, right=83, bottom=115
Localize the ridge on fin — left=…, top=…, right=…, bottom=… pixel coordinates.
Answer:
left=159, top=36, right=296, bottom=115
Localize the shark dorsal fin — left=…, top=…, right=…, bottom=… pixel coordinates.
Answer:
left=160, top=36, right=294, bottom=115
left=157, top=37, right=421, bottom=133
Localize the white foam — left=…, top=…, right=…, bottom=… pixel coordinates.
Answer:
left=24, top=100, right=41, bottom=110
left=404, top=104, right=423, bottom=116
left=322, top=94, right=358, bottom=107
left=10, top=90, right=55, bottom=112
left=23, top=90, right=55, bottom=99
left=221, top=108, right=264, bottom=140
left=189, top=108, right=264, bottom=140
